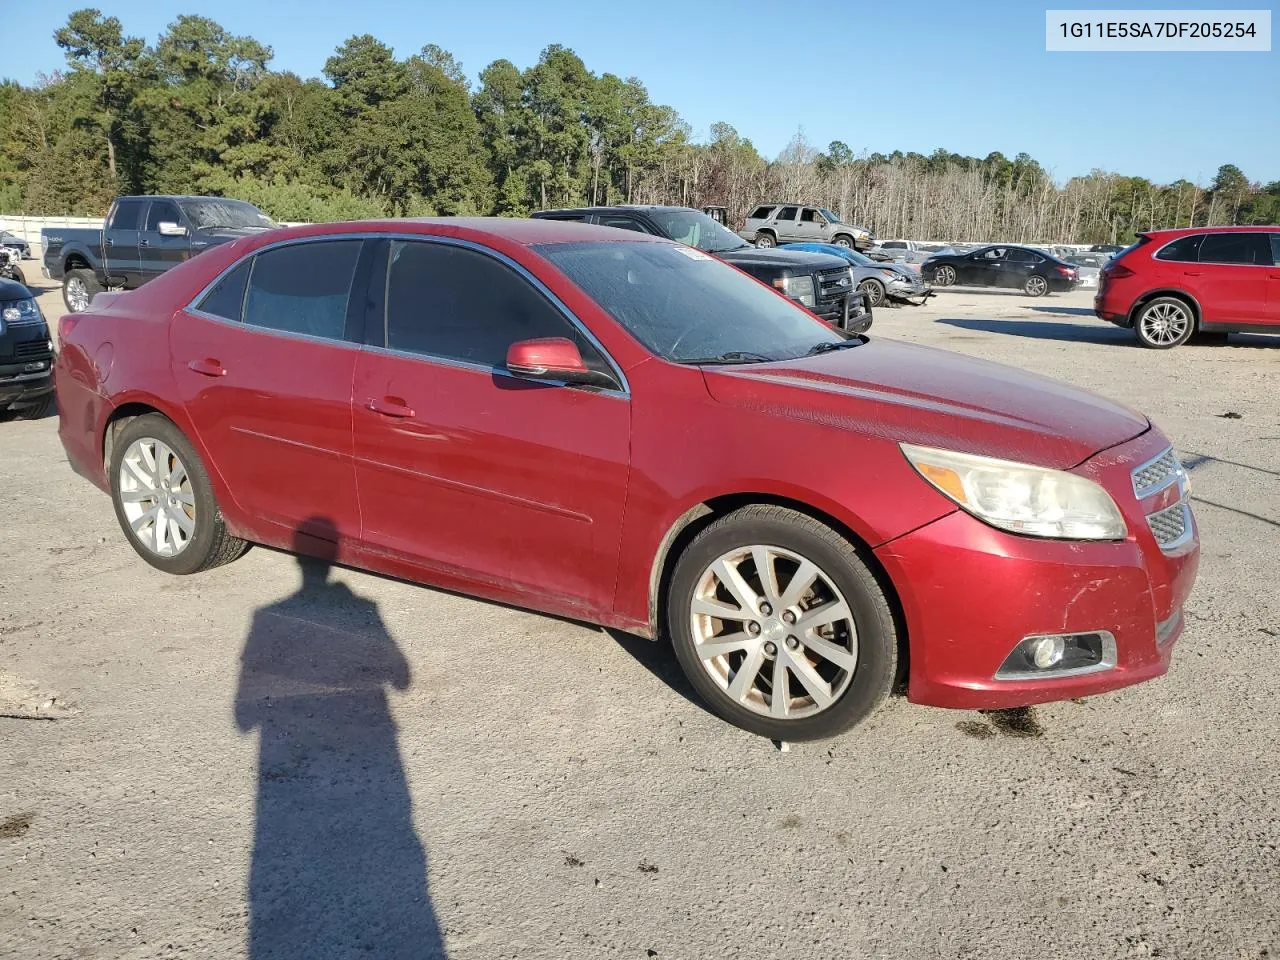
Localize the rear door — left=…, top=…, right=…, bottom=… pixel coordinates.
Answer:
left=170, top=238, right=371, bottom=543
left=350, top=237, right=631, bottom=613
left=1194, top=232, right=1270, bottom=324
left=104, top=199, right=145, bottom=288
left=773, top=206, right=801, bottom=242
left=139, top=199, right=190, bottom=285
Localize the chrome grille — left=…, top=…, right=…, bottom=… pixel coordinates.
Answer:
left=817, top=268, right=853, bottom=301
left=1131, top=447, right=1184, bottom=499
left=1147, top=502, right=1191, bottom=548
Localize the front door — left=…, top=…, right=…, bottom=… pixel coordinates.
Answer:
left=351, top=237, right=631, bottom=613
left=963, top=247, right=1006, bottom=286
left=170, top=238, right=370, bottom=542
left=795, top=207, right=826, bottom=242
left=1193, top=232, right=1271, bottom=324
left=139, top=199, right=190, bottom=285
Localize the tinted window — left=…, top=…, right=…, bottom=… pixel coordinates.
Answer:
left=1198, top=232, right=1271, bottom=265
left=598, top=217, right=652, bottom=234
left=1155, top=234, right=1204, bottom=262
left=384, top=240, right=595, bottom=369
left=749, top=205, right=776, bottom=220
left=145, top=201, right=182, bottom=231
left=777, top=206, right=799, bottom=221
left=111, top=200, right=144, bottom=231
left=800, top=208, right=819, bottom=222
left=243, top=241, right=362, bottom=340
left=195, top=261, right=251, bottom=322
left=537, top=241, right=844, bottom=363
left=1005, top=248, right=1042, bottom=263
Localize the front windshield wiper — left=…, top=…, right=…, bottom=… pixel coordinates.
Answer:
left=677, top=351, right=774, bottom=365
left=805, top=338, right=864, bottom=355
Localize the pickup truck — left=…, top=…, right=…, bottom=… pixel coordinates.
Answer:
left=531, top=205, right=872, bottom=333
left=42, top=195, right=278, bottom=314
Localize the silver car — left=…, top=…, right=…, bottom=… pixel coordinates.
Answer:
left=780, top=242, right=931, bottom=307
left=739, top=203, right=874, bottom=251
left=1064, top=253, right=1106, bottom=289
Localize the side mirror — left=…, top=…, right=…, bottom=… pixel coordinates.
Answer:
left=157, top=221, right=188, bottom=237
left=505, top=337, right=616, bottom=389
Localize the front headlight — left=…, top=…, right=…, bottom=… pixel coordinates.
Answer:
left=773, top=274, right=816, bottom=307
left=1, top=298, right=41, bottom=323
left=900, top=443, right=1127, bottom=540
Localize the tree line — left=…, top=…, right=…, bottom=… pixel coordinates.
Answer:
left=2, top=9, right=1277, bottom=244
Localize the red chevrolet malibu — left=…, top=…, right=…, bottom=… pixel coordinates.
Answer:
left=55, top=219, right=1199, bottom=740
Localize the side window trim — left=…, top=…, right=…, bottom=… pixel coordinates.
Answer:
left=370, top=234, right=629, bottom=397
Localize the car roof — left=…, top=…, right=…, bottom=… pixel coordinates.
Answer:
left=1140, top=224, right=1279, bottom=237
left=250, top=216, right=671, bottom=247
left=534, top=205, right=701, bottom=216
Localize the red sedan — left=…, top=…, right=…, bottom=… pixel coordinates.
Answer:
left=55, top=218, right=1199, bottom=740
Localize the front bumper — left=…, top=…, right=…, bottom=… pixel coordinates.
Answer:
left=887, top=277, right=931, bottom=299
left=874, top=430, right=1199, bottom=710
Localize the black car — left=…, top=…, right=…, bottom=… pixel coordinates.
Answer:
left=921, top=244, right=1078, bottom=297
left=0, top=230, right=31, bottom=259
left=531, top=205, right=872, bottom=333
left=0, top=277, right=55, bottom=419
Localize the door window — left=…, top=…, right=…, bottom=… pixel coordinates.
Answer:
left=800, top=208, right=820, bottom=223
left=1198, top=232, right=1271, bottom=265
left=145, top=201, right=182, bottom=231
left=243, top=240, right=363, bottom=340
left=194, top=261, right=251, bottom=321
left=979, top=247, right=1007, bottom=260
left=382, top=240, right=610, bottom=373
left=749, top=205, right=777, bottom=220
left=110, top=200, right=144, bottom=231
left=776, top=206, right=799, bottom=221
left=1155, top=234, right=1204, bottom=262
left=1005, top=248, right=1042, bottom=263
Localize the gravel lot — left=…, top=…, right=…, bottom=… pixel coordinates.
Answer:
left=3, top=280, right=1278, bottom=960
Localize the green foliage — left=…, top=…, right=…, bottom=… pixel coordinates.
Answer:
left=0, top=10, right=1273, bottom=240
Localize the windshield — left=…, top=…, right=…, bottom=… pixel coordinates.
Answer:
left=819, top=209, right=843, bottom=224
left=535, top=241, right=844, bottom=363
left=181, top=199, right=277, bottom=231
left=842, top=249, right=875, bottom=267
left=645, top=209, right=749, bottom=254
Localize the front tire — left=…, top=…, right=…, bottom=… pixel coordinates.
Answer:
left=754, top=232, right=776, bottom=248
left=1023, top=274, right=1049, bottom=297
left=1134, top=296, right=1194, bottom=349
left=109, top=413, right=250, bottom=575
left=933, top=264, right=956, bottom=286
left=833, top=234, right=854, bottom=249
left=666, top=505, right=898, bottom=741
left=63, top=268, right=102, bottom=313
left=857, top=278, right=886, bottom=308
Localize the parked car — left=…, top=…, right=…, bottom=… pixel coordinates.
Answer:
left=1, top=230, right=31, bottom=259
left=532, top=205, right=872, bottom=332
left=1064, top=253, right=1109, bottom=290
left=1, top=276, right=54, bottom=419
left=56, top=217, right=1199, bottom=741
left=781, top=241, right=931, bottom=306
left=1, top=247, right=26, bottom=285
left=41, top=195, right=279, bottom=315
left=739, top=204, right=874, bottom=251
left=1094, top=226, right=1280, bottom=349
left=922, top=244, right=1079, bottom=296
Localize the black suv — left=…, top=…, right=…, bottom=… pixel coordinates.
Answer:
left=531, top=205, right=872, bottom=333
left=0, top=277, right=54, bottom=419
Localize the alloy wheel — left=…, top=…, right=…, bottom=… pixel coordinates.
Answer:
left=834, top=236, right=852, bottom=248
left=66, top=277, right=90, bottom=312
left=118, top=437, right=197, bottom=557
left=1025, top=275, right=1048, bottom=296
left=1140, top=302, right=1191, bottom=346
left=689, top=545, right=857, bottom=720
left=935, top=265, right=955, bottom=286
left=858, top=279, right=885, bottom=307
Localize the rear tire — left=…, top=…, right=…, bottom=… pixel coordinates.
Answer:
left=1134, top=296, right=1194, bottom=349
left=63, top=268, right=102, bottom=313
left=754, top=232, right=776, bottom=248
left=109, top=413, right=250, bottom=575
left=666, top=505, right=898, bottom=741
left=1023, top=274, right=1049, bottom=297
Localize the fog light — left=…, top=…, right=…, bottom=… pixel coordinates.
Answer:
left=995, top=631, right=1117, bottom=680
left=1031, top=635, right=1065, bottom=669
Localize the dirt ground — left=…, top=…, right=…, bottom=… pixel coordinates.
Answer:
left=3, top=279, right=1278, bottom=959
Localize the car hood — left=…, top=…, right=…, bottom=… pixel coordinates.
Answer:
left=717, top=247, right=850, bottom=271
left=0, top=276, right=32, bottom=300
left=701, top=338, right=1149, bottom=469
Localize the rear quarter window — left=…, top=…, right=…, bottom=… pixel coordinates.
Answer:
left=1154, top=234, right=1204, bottom=262
left=749, top=206, right=777, bottom=220
left=195, top=260, right=251, bottom=321
left=243, top=240, right=363, bottom=340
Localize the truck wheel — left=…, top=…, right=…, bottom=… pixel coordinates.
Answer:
left=833, top=234, right=854, bottom=248
left=754, top=232, right=776, bottom=248
left=63, top=269, right=101, bottom=313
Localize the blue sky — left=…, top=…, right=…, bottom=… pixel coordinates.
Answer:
left=9, top=0, right=1277, bottom=185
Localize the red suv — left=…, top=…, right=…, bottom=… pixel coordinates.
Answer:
left=55, top=219, right=1199, bottom=740
left=1095, top=225, right=1280, bottom=348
